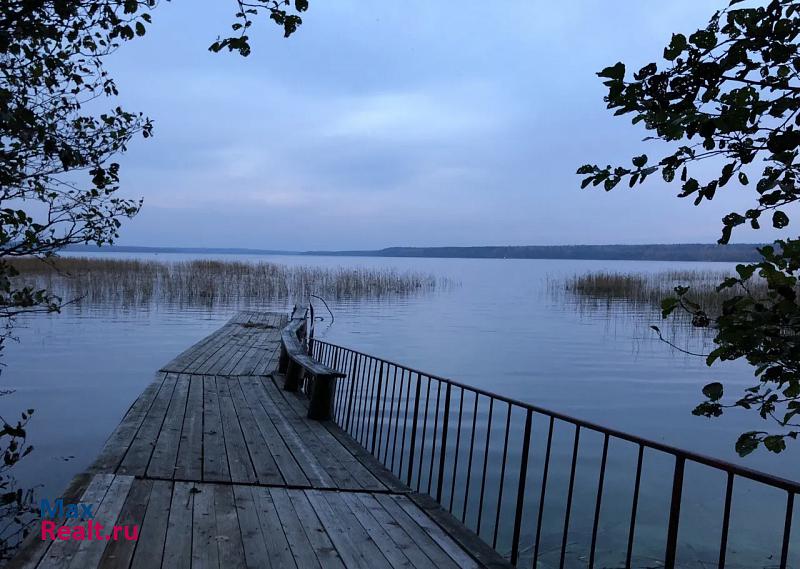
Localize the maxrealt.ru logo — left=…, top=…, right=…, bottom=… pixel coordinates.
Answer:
left=39, top=499, right=139, bottom=541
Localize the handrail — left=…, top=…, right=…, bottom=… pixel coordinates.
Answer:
left=311, top=338, right=800, bottom=569
left=312, top=342, right=800, bottom=494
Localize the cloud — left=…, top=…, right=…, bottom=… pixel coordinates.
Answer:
left=106, top=0, right=785, bottom=250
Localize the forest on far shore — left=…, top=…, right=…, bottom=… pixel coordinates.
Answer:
left=67, top=243, right=765, bottom=262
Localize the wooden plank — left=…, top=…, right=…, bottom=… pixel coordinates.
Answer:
left=162, top=331, right=220, bottom=373
left=232, top=485, right=278, bottom=569
left=371, top=494, right=461, bottom=569
left=237, top=377, right=309, bottom=487
left=354, top=493, right=438, bottom=569
left=202, top=376, right=230, bottom=482
left=321, top=420, right=407, bottom=493
left=36, top=473, right=116, bottom=569
left=305, top=490, right=392, bottom=569
left=67, top=474, right=135, bottom=569
left=217, top=333, right=252, bottom=376
left=339, top=491, right=417, bottom=569
left=175, top=376, right=203, bottom=481
left=213, top=329, right=250, bottom=376
left=253, top=342, right=282, bottom=376
left=96, top=478, right=153, bottom=569
left=220, top=325, right=272, bottom=376
left=162, top=482, right=194, bottom=569
left=172, top=328, right=231, bottom=374
left=231, top=327, right=280, bottom=376
left=253, top=354, right=280, bottom=376
left=387, top=494, right=480, bottom=569
left=212, top=484, right=247, bottom=569
left=269, top=488, right=322, bottom=569
left=230, top=339, right=270, bottom=376
left=162, top=312, right=286, bottom=375
left=259, top=381, right=357, bottom=489
left=90, top=376, right=166, bottom=473
left=197, top=332, right=244, bottom=376
left=304, top=490, right=368, bottom=569
left=216, top=378, right=257, bottom=483
left=251, top=487, right=297, bottom=569
left=181, top=327, right=237, bottom=375
left=160, top=336, right=212, bottom=373
left=320, top=491, right=398, bottom=569
left=267, top=380, right=386, bottom=491
left=118, top=374, right=179, bottom=477
left=227, top=378, right=283, bottom=485
left=286, top=490, right=346, bottom=569
left=247, top=377, right=334, bottom=488
left=404, top=492, right=512, bottom=569
left=147, top=374, right=191, bottom=479
left=130, top=480, right=173, bottom=569
left=192, top=483, right=220, bottom=569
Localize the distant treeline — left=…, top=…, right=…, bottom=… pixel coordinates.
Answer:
left=307, top=244, right=765, bottom=262
left=66, top=243, right=765, bottom=262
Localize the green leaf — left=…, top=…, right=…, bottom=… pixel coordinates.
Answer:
left=763, top=435, right=786, bottom=454
left=664, top=34, right=687, bottom=60
left=702, top=382, right=724, bottom=402
left=660, top=297, right=679, bottom=318
left=773, top=210, right=790, bottom=229
left=735, top=264, right=756, bottom=280
left=632, top=154, right=648, bottom=168
left=597, top=62, right=625, bottom=81
left=735, top=432, right=760, bottom=457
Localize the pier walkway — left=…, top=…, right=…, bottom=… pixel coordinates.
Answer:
left=9, top=311, right=509, bottom=569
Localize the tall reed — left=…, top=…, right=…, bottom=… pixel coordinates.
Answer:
left=555, top=269, right=769, bottom=315
left=11, top=257, right=448, bottom=308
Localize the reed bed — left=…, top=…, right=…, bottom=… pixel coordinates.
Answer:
left=555, top=269, right=770, bottom=315
left=11, top=257, right=446, bottom=307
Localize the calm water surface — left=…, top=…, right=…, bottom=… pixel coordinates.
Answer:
left=2, top=253, right=797, bottom=568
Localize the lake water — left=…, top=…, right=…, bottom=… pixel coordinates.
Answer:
left=2, top=253, right=797, bottom=568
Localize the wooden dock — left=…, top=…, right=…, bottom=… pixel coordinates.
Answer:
left=9, top=311, right=510, bottom=569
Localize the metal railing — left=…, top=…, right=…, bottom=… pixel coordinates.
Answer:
left=309, top=338, right=800, bottom=569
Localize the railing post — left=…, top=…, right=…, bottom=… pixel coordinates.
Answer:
left=435, top=383, right=452, bottom=503
left=371, top=362, right=384, bottom=454
left=780, top=491, right=794, bottom=569
left=331, top=346, right=339, bottom=372
left=344, top=354, right=359, bottom=432
left=406, top=373, right=422, bottom=487
left=510, top=409, right=533, bottom=566
left=664, top=456, right=685, bottom=569
left=308, top=303, right=315, bottom=354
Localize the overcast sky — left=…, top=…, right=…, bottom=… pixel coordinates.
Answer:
left=105, top=1, right=786, bottom=250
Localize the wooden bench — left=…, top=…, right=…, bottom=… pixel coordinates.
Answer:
left=278, top=311, right=345, bottom=420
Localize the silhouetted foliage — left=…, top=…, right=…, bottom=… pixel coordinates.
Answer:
left=581, top=0, right=800, bottom=455
left=0, top=0, right=306, bottom=321
left=1, top=1, right=158, bottom=322
left=0, top=404, right=36, bottom=563
left=211, top=0, right=310, bottom=55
